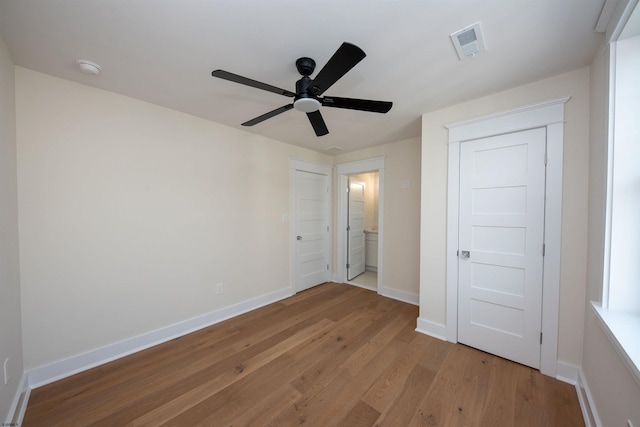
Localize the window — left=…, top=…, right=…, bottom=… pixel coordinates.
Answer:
left=594, top=0, right=640, bottom=385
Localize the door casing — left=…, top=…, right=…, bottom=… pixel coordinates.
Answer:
left=445, top=97, right=569, bottom=377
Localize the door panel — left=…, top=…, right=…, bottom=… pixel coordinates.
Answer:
left=458, top=128, right=546, bottom=369
left=295, top=170, right=330, bottom=292
left=347, top=179, right=366, bottom=280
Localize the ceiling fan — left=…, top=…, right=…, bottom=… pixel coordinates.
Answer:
left=211, top=42, right=392, bottom=137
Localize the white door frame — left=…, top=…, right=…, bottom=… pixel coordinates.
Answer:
left=445, top=97, right=569, bottom=377
left=290, top=158, right=333, bottom=293
left=336, top=157, right=385, bottom=292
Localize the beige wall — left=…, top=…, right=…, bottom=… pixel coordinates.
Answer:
left=582, top=41, right=640, bottom=427
left=15, top=67, right=332, bottom=370
left=334, top=138, right=421, bottom=296
left=0, top=36, right=24, bottom=421
left=420, top=67, right=591, bottom=367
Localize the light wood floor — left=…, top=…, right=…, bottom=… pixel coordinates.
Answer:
left=23, top=282, right=584, bottom=426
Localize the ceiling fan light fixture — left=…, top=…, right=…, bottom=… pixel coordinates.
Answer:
left=293, top=97, right=321, bottom=113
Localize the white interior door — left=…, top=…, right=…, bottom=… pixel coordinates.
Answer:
left=458, top=128, right=546, bottom=369
left=347, top=179, right=366, bottom=280
left=295, top=170, right=330, bottom=292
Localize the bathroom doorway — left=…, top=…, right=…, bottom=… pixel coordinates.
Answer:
left=336, top=157, right=384, bottom=294
left=347, top=172, right=379, bottom=289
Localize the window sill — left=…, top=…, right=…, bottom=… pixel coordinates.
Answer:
left=591, top=301, right=640, bottom=387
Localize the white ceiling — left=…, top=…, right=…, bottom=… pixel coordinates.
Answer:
left=0, top=0, right=605, bottom=153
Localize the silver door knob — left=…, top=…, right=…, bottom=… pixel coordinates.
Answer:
left=460, top=250, right=470, bottom=259
left=297, top=236, right=303, bottom=240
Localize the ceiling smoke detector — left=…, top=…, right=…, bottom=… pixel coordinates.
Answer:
left=76, top=59, right=102, bottom=75
left=450, top=22, right=486, bottom=61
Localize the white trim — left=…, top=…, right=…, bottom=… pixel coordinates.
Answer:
left=289, top=158, right=333, bottom=176
left=336, top=158, right=385, bottom=294
left=380, top=287, right=419, bottom=306
left=445, top=141, right=460, bottom=342
left=444, top=97, right=568, bottom=377
left=4, top=372, right=30, bottom=427
left=27, top=287, right=293, bottom=388
left=605, top=0, right=640, bottom=43
left=416, top=318, right=447, bottom=341
left=289, top=158, right=333, bottom=293
left=556, top=361, right=580, bottom=385
left=445, top=96, right=570, bottom=142
left=595, top=0, right=621, bottom=33
left=602, top=43, right=616, bottom=309
left=576, top=368, right=602, bottom=427
left=540, top=120, right=564, bottom=376
left=591, top=301, right=640, bottom=387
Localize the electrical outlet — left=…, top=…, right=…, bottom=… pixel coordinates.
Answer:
left=216, top=283, right=224, bottom=295
left=3, top=358, right=9, bottom=385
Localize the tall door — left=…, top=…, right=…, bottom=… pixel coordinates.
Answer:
left=295, top=170, right=330, bottom=292
left=347, top=179, right=366, bottom=280
left=457, top=128, right=546, bottom=369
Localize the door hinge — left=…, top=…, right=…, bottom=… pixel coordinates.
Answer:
left=540, top=332, right=543, bottom=344
left=346, top=186, right=350, bottom=193
left=457, top=250, right=459, bottom=257
left=346, top=263, right=350, bottom=269
left=542, top=244, right=546, bottom=256
left=327, top=225, right=329, bottom=232
left=327, top=186, right=330, bottom=193
left=327, top=264, right=329, bottom=270
left=544, top=152, right=548, bottom=166
left=347, top=225, right=351, bottom=231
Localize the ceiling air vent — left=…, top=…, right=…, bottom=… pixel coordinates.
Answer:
left=325, top=146, right=344, bottom=154
left=450, top=22, right=485, bottom=60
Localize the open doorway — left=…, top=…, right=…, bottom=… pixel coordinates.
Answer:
left=346, top=172, right=379, bottom=290
left=336, top=157, right=384, bottom=294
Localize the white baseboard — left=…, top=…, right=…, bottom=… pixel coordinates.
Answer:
left=380, top=287, right=419, bottom=306
left=27, top=287, right=294, bottom=388
left=4, top=372, right=30, bottom=427
left=556, top=361, right=579, bottom=384
left=576, top=368, right=601, bottom=427
left=415, top=317, right=447, bottom=341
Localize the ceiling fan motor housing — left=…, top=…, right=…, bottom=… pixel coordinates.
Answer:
left=295, top=57, right=316, bottom=76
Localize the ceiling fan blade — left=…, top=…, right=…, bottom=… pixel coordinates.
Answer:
left=307, top=42, right=366, bottom=96
left=306, top=110, right=329, bottom=136
left=242, top=104, right=294, bottom=126
left=212, top=70, right=296, bottom=97
left=322, top=96, right=392, bottom=113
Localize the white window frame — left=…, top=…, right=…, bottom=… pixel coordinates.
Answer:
left=591, top=0, right=640, bottom=387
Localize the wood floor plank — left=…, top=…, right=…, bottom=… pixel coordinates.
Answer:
left=22, top=283, right=584, bottom=427
left=407, top=344, right=472, bottom=426
left=375, top=364, right=437, bottom=426
left=337, top=400, right=381, bottom=427
left=543, top=372, right=586, bottom=427
left=232, top=384, right=302, bottom=427
left=446, top=345, right=494, bottom=427
left=361, top=334, right=430, bottom=412
left=129, top=318, right=335, bottom=426
left=158, top=353, right=298, bottom=426
left=477, top=354, right=519, bottom=426
left=514, top=367, right=548, bottom=427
